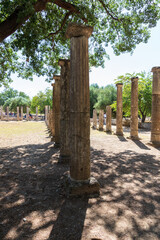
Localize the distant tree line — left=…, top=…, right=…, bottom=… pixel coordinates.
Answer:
left=0, top=71, right=152, bottom=122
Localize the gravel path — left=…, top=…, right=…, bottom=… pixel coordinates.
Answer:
left=0, top=121, right=159, bottom=240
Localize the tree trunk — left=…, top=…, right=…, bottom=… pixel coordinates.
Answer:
left=141, top=114, right=146, bottom=123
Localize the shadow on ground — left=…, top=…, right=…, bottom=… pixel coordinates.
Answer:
left=0, top=141, right=159, bottom=239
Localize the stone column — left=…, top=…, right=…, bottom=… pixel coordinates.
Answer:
left=51, top=83, right=55, bottom=141
left=0, top=106, right=3, bottom=120
left=106, top=106, right=112, bottom=133
left=66, top=23, right=100, bottom=196
left=36, top=107, right=38, bottom=121
left=17, top=107, right=20, bottom=121
left=99, top=110, right=104, bottom=131
left=53, top=75, right=61, bottom=148
left=26, top=107, right=29, bottom=121
left=151, top=67, right=160, bottom=146
left=58, top=59, right=70, bottom=162
left=116, top=83, right=123, bottom=136
left=21, top=106, right=23, bottom=121
left=7, top=107, right=9, bottom=121
left=130, top=77, right=139, bottom=139
left=45, top=105, right=48, bottom=125
left=92, top=109, right=97, bottom=129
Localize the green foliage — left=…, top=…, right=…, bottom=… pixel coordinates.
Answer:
left=94, top=84, right=117, bottom=110
left=0, top=0, right=160, bottom=86
left=112, top=71, right=152, bottom=122
left=8, top=96, right=31, bottom=112
left=0, top=87, right=31, bottom=112
left=90, top=84, right=99, bottom=117
left=30, top=88, right=52, bottom=113
left=89, top=83, right=116, bottom=116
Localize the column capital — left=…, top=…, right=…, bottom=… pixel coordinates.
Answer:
left=151, top=66, right=160, bottom=72
left=58, top=59, right=70, bottom=66
left=66, top=23, right=93, bottom=39
left=53, top=75, right=60, bottom=81
left=116, top=83, right=123, bottom=87
left=131, top=77, right=139, bottom=82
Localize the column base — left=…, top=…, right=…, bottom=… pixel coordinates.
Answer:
left=116, top=132, right=123, bottom=136
left=66, top=176, right=100, bottom=197
left=54, top=143, right=60, bottom=148
left=148, top=141, right=160, bottom=148
left=58, top=155, right=70, bottom=164
left=128, top=136, right=141, bottom=141
left=51, top=136, right=55, bottom=142
left=99, top=128, right=103, bottom=131
left=106, top=130, right=112, bottom=134
left=92, top=126, right=97, bottom=130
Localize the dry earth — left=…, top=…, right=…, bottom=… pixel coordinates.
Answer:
left=0, top=121, right=160, bottom=240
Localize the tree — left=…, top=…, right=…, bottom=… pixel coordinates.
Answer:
left=0, top=88, right=18, bottom=106
left=3, top=96, right=31, bottom=112
left=112, top=71, right=152, bottom=123
left=0, top=1, right=159, bottom=86
left=90, top=84, right=99, bottom=117
left=94, top=84, right=117, bottom=111
left=30, top=88, right=52, bottom=113
left=0, top=88, right=30, bottom=106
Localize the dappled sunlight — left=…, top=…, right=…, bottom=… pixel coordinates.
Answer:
left=0, top=122, right=159, bottom=239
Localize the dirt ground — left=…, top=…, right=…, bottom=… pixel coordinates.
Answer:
left=0, top=121, right=159, bottom=240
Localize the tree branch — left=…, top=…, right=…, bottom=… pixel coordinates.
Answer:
left=98, top=0, right=120, bottom=21
left=48, top=11, right=72, bottom=37
left=0, top=0, right=87, bottom=42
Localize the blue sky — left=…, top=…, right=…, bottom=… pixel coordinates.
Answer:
left=2, top=20, right=160, bottom=98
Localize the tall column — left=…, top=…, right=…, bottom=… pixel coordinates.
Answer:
left=58, top=59, right=70, bottom=162
left=0, top=106, right=3, bottom=120
left=51, top=83, right=55, bottom=141
left=116, top=83, right=123, bottom=136
left=151, top=67, right=160, bottom=146
left=7, top=107, right=9, bottom=121
left=36, top=107, right=38, bottom=121
left=45, top=105, right=48, bottom=125
left=53, top=75, right=61, bottom=148
left=21, top=106, right=23, bottom=121
left=66, top=23, right=100, bottom=195
left=26, top=107, right=29, bottom=121
left=99, top=110, right=104, bottom=131
left=106, top=106, right=112, bottom=133
left=92, top=109, right=97, bottom=129
left=17, top=107, right=19, bottom=121
left=130, top=77, right=139, bottom=139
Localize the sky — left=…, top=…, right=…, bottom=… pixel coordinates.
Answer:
left=1, top=20, right=160, bottom=98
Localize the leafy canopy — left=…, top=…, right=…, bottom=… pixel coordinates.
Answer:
left=0, top=0, right=159, bottom=86
left=30, top=88, right=52, bottom=113
left=112, top=71, right=152, bottom=122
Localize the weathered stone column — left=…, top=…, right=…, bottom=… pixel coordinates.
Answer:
left=21, top=106, right=23, bottom=121
left=130, top=77, right=139, bottom=139
left=45, top=105, right=48, bottom=125
left=53, top=75, right=61, bottom=148
left=106, top=106, right=112, bottom=133
left=116, top=83, right=123, bottom=136
left=0, top=106, right=3, bottom=120
left=92, top=109, right=97, bottom=129
left=36, top=107, right=38, bottom=121
left=66, top=23, right=100, bottom=196
left=99, top=110, right=104, bottom=131
left=51, top=83, right=55, bottom=141
left=151, top=67, right=160, bottom=146
left=26, top=107, right=29, bottom=121
left=17, top=107, right=20, bottom=121
left=7, top=107, right=9, bottom=121
left=58, top=59, right=70, bottom=162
